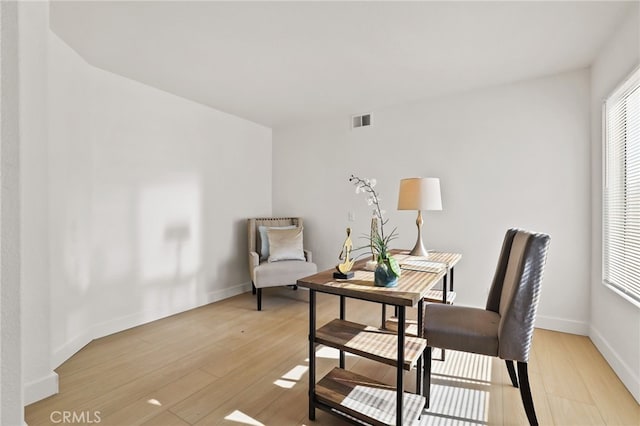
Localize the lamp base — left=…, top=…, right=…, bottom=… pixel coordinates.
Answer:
left=409, top=240, right=429, bottom=257
left=409, top=210, right=429, bottom=257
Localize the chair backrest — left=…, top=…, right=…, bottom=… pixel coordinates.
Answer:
left=485, top=228, right=550, bottom=362
left=247, top=217, right=303, bottom=257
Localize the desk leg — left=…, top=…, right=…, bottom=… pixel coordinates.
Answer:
left=397, top=306, right=405, bottom=426
left=416, top=299, right=424, bottom=396
left=309, top=290, right=316, bottom=421
left=450, top=266, right=455, bottom=291
left=339, top=295, right=345, bottom=369
left=441, top=272, right=448, bottom=362
left=381, top=303, right=386, bottom=329
left=442, top=273, right=448, bottom=304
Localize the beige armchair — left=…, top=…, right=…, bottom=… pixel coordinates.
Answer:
left=248, top=217, right=317, bottom=311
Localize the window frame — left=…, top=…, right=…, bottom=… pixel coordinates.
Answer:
left=602, top=64, right=640, bottom=309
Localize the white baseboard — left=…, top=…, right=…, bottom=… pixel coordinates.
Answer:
left=535, top=314, right=589, bottom=335
left=23, top=371, right=58, bottom=406
left=207, top=281, right=252, bottom=302
left=51, top=281, right=251, bottom=371
left=52, top=331, right=93, bottom=370
left=589, top=325, right=640, bottom=403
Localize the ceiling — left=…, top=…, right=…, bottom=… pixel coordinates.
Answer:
left=50, top=1, right=634, bottom=129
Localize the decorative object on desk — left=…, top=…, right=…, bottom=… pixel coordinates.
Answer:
left=334, top=228, right=355, bottom=279
left=349, top=175, right=401, bottom=286
left=397, top=177, right=442, bottom=257
left=374, top=261, right=399, bottom=287
left=364, top=217, right=379, bottom=271
left=369, top=217, right=378, bottom=260
left=400, top=258, right=446, bottom=273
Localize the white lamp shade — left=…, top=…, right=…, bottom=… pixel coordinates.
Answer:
left=397, top=177, right=442, bottom=211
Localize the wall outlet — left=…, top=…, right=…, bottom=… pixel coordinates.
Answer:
left=348, top=211, right=356, bottom=221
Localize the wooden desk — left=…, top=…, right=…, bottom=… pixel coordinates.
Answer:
left=383, top=251, right=463, bottom=332
left=298, top=251, right=457, bottom=426
left=395, top=251, right=462, bottom=304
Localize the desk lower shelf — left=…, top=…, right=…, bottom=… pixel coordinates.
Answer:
left=424, top=289, right=457, bottom=304
left=315, top=319, right=426, bottom=370
left=316, top=367, right=425, bottom=426
left=384, top=318, right=419, bottom=337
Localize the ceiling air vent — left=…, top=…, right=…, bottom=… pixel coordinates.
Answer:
left=352, top=113, right=372, bottom=129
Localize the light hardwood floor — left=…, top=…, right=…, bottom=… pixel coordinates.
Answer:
left=26, top=288, right=639, bottom=425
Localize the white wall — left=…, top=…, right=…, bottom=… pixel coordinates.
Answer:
left=47, top=33, right=272, bottom=367
left=1, top=1, right=24, bottom=424
left=274, top=69, right=591, bottom=334
left=589, top=4, right=640, bottom=403
left=21, top=3, right=272, bottom=402
left=19, top=1, right=57, bottom=406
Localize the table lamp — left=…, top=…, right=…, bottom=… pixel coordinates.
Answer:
left=397, top=177, right=442, bottom=257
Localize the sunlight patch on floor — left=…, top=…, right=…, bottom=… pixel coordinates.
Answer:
left=420, top=351, right=491, bottom=425
left=273, top=379, right=296, bottom=389
left=274, top=364, right=309, bottom=389
left=282, top=365, right=308, bottom=381
left=434, top=350, right=492, bottom=382
left=146, top=398, right=162, bottom=406
left=224, top=410, right=265, bottom=426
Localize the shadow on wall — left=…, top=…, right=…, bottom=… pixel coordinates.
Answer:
left=209, top=219, right=251, bottom=292
left=56, top=174, right=210, bottom=363
left=138, top=175, right=203, bottom=316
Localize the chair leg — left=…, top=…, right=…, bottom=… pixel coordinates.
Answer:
left=252, top=282, right=256, bottom=295
left=506, top=360, right=519, bottom=388
left=517, top=362, right=538, bottom=426
left=257, top=288, right=262, bottom=311
left=424, top=347, right=432, bottom=408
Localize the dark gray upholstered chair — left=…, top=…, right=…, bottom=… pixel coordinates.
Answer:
left=424, top=228, right=550, bottom=426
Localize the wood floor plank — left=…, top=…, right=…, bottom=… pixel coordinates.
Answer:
left=487, top=357, right=505, bottom=425
left=26, top=341, right=226, bottom=424
left=547, top=394, right=607, bottom=425
left=55, top=335, right=150, bottom=378
left=533, top=329, right=595, bottom=404
left=100, top=369, right=217, bottom=426
left=170, top=310, right=311, bottom=423
left=139, top=410, right=190, bottom=426
left=25, top=291, right=639, bottom=426
left=566, top=333, right=640, bottom=425
left=194, top=345, right=339, bottom=425
left=253, top=375, right=311, bottom=425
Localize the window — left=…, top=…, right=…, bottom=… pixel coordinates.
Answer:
left=603, top=66, right=640, bottom=306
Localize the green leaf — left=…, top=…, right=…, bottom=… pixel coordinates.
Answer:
left=387, top=256, right=401, bottom=277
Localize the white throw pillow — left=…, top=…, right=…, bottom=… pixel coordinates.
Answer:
left=267, top=227, right=306, bottom=262
left=258, top=225, right=296, bottom=260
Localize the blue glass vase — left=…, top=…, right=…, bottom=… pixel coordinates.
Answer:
left=374, top=262, right=398, bottom=287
